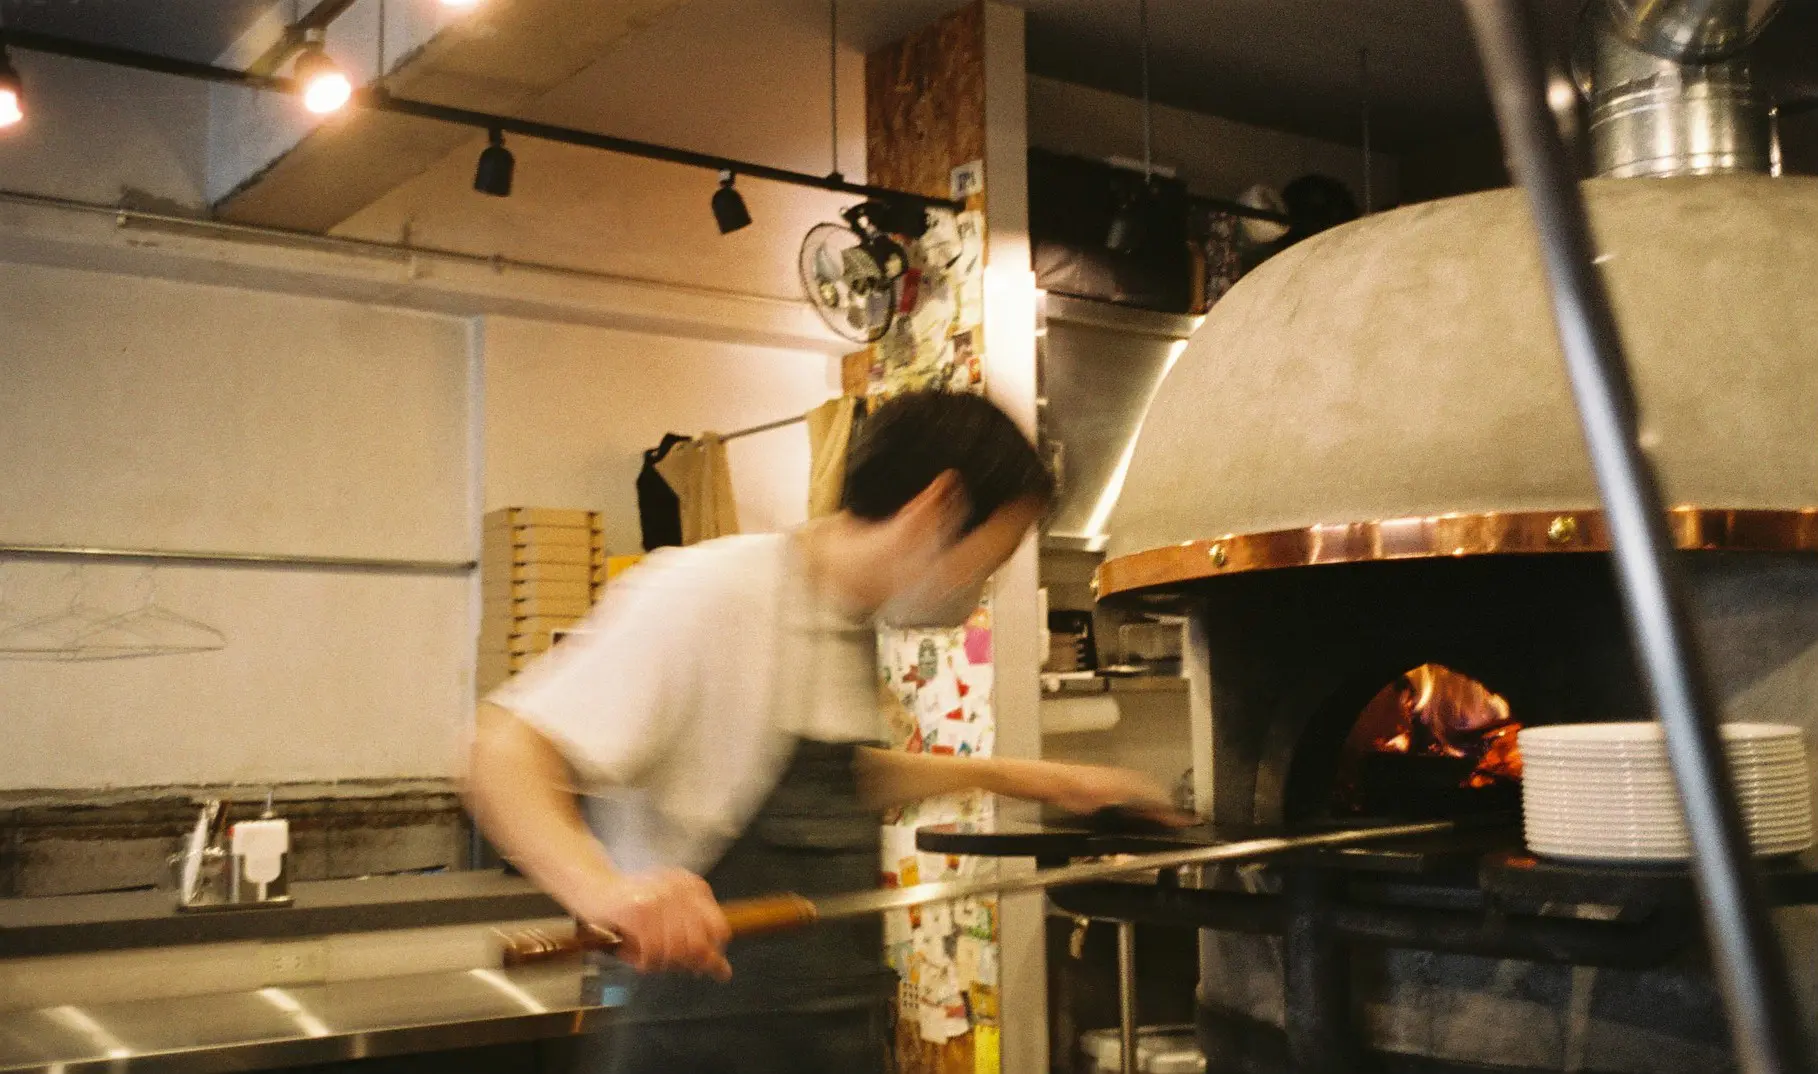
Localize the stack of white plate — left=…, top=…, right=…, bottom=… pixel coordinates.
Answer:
left=1520, top=722, right=1815, bottom=863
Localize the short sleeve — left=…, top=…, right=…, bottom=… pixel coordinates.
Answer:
left=487, top=551, right=704, bottom=788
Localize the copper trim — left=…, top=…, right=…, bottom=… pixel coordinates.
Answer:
left=1095, top=508, right=1818, bottom=601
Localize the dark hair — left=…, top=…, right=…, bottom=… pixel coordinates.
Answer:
left=842, top=391, right=1054, bottom=534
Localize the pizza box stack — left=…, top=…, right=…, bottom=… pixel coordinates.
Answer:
left=478, top=507, right=604, bottom=695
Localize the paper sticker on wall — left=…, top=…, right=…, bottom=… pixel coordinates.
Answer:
left=974, top=1025, right=1001, bottom=1074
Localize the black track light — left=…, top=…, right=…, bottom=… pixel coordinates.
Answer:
left=473, top=127, right=514, bottom=197
left=0, top=44, right=23, bottom=129
left=712, top=170, right=752, bottom=234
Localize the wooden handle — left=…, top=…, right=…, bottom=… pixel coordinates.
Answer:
left=498, top=893, right=818, bottom=967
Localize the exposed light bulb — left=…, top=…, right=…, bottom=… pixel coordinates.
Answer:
left=302, top=69, right=351, bottom=114
left=294, top=32, right=351, bottom=115
left=0, top=49, right=22, bottom=129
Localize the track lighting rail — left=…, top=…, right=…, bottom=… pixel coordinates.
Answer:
left=0, top=28, right=966, bottom=214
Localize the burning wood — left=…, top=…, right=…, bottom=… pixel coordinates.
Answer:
left=1335, top=664, right=1523, bottom=813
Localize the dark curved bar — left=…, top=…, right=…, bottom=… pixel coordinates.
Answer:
left=1481, top=849, right=1818, bottom=909
left=1462, top=3, right=1803, bottom=1072
left=1045, top=881, right=1696, bottom=970
left=915, top=823, right=1106, bottom=859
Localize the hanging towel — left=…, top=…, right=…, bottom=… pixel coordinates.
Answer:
left=804, top=397, right=860, bottom=519
left=655, top=433, right=740, bottom=544
left=638, top=434, right=689, bottom=551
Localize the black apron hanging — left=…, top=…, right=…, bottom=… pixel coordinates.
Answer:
left=638, top=433, right=688, bottom=551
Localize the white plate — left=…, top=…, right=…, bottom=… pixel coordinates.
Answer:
left=1521, top=768, right=1810, bottom=785
left=1521, top=757, right=1808, bottom=773
left=1523, top=802, right=1811, bottom=817
left=1522, top=795, right=1811, bottom=814
left=1523, top=830, right=1816, bottom=850
left=1520, top=761, right=1810, bottom=776
left=1526, top=829, right=1815, bottom=851
left=1520, top=722, right=1805, bottom=746
left=1521, top=779, right=1810, bottom=795
left=1528, top=815, right=1811, bottom=833
left=1519, top=734, right=1803, bottom=752
left=1525, top=841, right=1815, bottom=860
left=1526, top=821, right=1815, bottom=838
left=1520, top=780, right=1812, bottom=800
left=1527, top=843, right=1813, bottom=864
left=1519, top=806, right=1818, bottom=825
left=1527, top=817, right=1810, bottom=835
left=1519, top=832, right=1818, bottom=850
left=1519, top=752, right=1810, bottom=771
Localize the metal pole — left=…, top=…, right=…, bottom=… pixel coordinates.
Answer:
left=1459, top=4, right=1804, bottom=1073
left=1117, top=921, right=1139, bottom=1074
left=828, top=0, right=841, bottom=181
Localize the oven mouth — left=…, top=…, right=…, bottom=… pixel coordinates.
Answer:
left=1296, top=664, right=1525, bottom=823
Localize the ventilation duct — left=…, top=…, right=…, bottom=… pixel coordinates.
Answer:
left=1577, top=0, right=1789, bottom=177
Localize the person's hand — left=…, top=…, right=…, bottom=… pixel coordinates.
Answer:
left=573, top=867, right=732, bottom=979
left=1001, top=759, right=1193, bottom=825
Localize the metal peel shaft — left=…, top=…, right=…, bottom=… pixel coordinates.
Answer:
left=498, top=819, right=1454, bottom=966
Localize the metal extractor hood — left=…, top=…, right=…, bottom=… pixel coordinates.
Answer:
left=1038, top=293, right=1202, bottom=552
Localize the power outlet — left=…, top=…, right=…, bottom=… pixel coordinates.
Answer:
left=259, top=940, right=329, bottom=986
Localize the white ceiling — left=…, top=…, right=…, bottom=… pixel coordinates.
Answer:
left=2, top=0, right=1584, bottom=148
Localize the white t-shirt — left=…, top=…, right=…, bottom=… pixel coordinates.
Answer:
left=488, top=532, right=880, bottom=873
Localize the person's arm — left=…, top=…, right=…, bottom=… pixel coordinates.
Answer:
left=855, top=746, right=1186, bottom=820
left=466, top=701, right=730, bottom=978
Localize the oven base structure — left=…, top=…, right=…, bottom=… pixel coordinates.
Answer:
left=920, top=824, right=1818, bottom=1074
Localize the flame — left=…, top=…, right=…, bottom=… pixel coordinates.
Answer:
left=1378, top=664, right=1521, bottom=781
left=1335, top=664, right=1523, bottom=811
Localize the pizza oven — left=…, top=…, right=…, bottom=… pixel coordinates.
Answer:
left=1071, top=169, right=1818, bottom=1073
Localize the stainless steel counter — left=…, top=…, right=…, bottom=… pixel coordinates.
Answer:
left=0, top=962, right=612, bottom=1073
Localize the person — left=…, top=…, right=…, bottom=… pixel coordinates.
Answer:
left=465, top=390, right=1181, bottom=1074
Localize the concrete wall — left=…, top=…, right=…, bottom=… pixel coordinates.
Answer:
left=0, top=261, right=474, bottom=791
left=1027, top=74, right=1400, bottom=209
left=481, top=315, right=832, bottom=555
left=0, top=54, right=211, bottom=210
left=0, top=222, right=833, bottom=792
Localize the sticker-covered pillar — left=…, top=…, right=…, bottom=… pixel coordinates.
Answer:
left=864, top=3, right=1042, bottom=1072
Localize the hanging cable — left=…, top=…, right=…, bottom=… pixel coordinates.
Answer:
left=375, top=0, right=386, bottom=94
left=828, top=0, right=841, bottom=181
left=1360, top=47, right=1373, bottom=214
left=1139, top=0, right=1152, bottom=181
left=1108, top=0, right=1155, bottom=253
